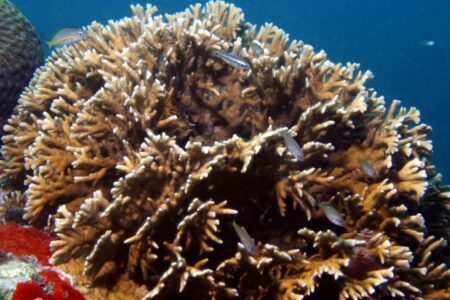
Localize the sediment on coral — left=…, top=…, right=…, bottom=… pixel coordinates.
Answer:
left=0, top=0, right=42, bottom=124
left=0, top=1, right=448, bottom=299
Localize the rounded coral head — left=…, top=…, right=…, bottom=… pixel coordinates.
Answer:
left=0, top=0, right=42, bottom=122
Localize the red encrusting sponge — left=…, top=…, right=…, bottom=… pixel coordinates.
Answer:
left=0, top=221, right=85, bottom=300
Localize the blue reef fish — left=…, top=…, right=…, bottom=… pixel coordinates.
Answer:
left=211, top=50, right=251, bottom=70
left=318, top=202, right=346, bottom=227
left=232, top=221, right=257, bottom=255
left=357, top=157, right=377, bottom=177
left=281, top=132, right=304, bottom=161
left=47, top=28, right=87, bottom=48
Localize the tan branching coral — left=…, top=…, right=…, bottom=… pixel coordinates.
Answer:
left=0, top=1, right=448, bottom=299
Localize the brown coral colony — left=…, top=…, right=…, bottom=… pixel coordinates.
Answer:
left=0, top=1, right=448, bottom=299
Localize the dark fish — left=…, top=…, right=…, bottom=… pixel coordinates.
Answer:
left=358, top=157, right=377, bottom=177
left=319, top=202, right=346, bottom=227
left=281, top=132, right=304, bottom=161
left=211, top=50, right=251, bottom=70
left=4, top=206, right=27, bottom=225
left=232, top=221, right=257, bottom=255
left=0, top=177, right=13, bottom=187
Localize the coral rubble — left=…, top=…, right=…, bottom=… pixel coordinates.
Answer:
left=0, top=0, right=42, bottom=124
left=0, top=1, right=448, bottom=299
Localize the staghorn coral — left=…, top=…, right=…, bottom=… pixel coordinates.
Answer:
left=0, top=0, right=42, bottom=123
left=0, top=1, right=449, bottom=299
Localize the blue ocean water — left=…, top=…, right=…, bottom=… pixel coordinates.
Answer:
left=13, top=0, right=450, bottom=179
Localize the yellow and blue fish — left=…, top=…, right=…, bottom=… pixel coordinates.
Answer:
left=47, top=28, right=87, bottom=48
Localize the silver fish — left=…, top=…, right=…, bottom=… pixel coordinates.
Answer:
left=319, top=202, right=346, bottom=227
left=358, top=157, right=377, bottom=177
left=249, top=41, right=264, bottom=56
left=47, top=28, right=87, bottom=48
left=211, top=50, right=251, bottom=70
left=281, top=132, right=304, bottom=161
left=303, top=190, right=317, bottom=207
left=232, top=221, right=257, bottom=255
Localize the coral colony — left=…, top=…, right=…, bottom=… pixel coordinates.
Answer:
left=0, top=0, right=42, bottom=124
left=0, top=1, right=449, bottom=299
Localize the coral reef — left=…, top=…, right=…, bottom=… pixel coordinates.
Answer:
left=0, top=1, right=448, bottom=299
left=0, top=0, right=43, bottom=124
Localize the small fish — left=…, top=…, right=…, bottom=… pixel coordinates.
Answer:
left=420, top=40, right=435, bottom=47
left=303, top=190, right=317, bottom=207
left=249, top=41, right=264, bottom=56
left=232, top=221, right=257, bottom=255
left=4, top=206, right=27, bottom=225
left=318, top=202, right=346, bottom=227
left=0, top=177, right=13, bottom=187
left=281, top=132, right=304, bottom=161
left=357, top=157, right=377, bottom=177
left=47, top=28, right=87, bottom=48
left=211, top=50, right=251, bottom=70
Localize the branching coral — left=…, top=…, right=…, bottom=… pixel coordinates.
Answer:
left=0, top=1, right=448, bottom=299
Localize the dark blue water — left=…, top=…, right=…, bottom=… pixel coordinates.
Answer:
left=13, top=0, right=450, bottom=179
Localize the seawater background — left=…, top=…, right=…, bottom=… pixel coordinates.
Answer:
left=13, top=0, right=450, bottom=179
